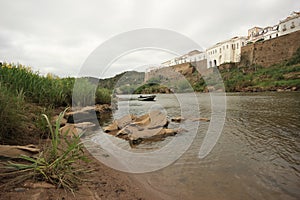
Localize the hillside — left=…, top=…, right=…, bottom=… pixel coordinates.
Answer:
left=97, top=71, right=145, bottom=94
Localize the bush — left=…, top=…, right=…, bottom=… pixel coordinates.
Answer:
left=95, top=87, right=111, bottom=104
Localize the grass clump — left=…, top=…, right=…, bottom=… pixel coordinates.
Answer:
left=1, top=108, right=89, bottom=193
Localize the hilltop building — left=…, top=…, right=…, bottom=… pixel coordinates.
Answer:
left=247, top=26, right=279, bottom=43
left=154, top=10, right=299, bottom=73
left=206, top=36, right=247, bottom=67
left=161, top=50, right=206, bottom=67
left=278, top=11, right=300, bottom=36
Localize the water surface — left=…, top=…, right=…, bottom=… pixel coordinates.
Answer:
left=89, top=92, right=300, bottom=200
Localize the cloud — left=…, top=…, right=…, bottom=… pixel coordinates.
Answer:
left=0, top=0, right=299, bottom=77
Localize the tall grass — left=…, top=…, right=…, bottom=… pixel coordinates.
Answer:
left=0, top=62, right=72, bottom=106
left=1, top=108, right=90, bottom=193
left=0, top=83, right=26, bottom=143
left=0, top=62, right=111, bottom=107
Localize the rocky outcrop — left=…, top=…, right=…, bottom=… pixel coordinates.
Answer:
left=104, top=111, right=183, bottom=146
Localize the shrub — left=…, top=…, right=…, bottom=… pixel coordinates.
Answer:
left=95, top=87, right=112, bottom=104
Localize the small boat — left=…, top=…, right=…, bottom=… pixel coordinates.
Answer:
left=138, top=95, right=156, bottom=101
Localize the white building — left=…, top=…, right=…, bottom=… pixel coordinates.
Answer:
left=247, top=26, right=279, bottom=43
left=162, top=50, right=206, bottom=67
left=247, top=26, right=263, bottom=42
left=278, top=11, right=300, bottom=36
left=263, top=25, right=279, bottom=40
left=206, top=36, right=247, bottom=67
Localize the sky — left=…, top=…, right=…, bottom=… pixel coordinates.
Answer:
left=0, top=0, right=299, bottom=78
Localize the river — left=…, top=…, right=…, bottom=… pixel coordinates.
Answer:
left=86, top=92, right=300, bottom=200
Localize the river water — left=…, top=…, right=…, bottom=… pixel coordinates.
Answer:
left=87, top=92, right=300, bottom=200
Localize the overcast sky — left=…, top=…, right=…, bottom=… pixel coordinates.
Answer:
left=1, top=0, right=299, bottom=78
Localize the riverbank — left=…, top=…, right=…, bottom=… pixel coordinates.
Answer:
left=0, top=147, right=160, bottom=200
left=0, top=105, right=161, bottom=200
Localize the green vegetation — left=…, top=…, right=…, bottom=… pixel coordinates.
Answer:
left=3, top=109, right=89, bottom=192
left=0, top=63, right=112, bottom=107
left=286, top=47, right=300, bottom=66
left=220, top=64, right=300, bottom=92
left=0, top=63, right=72, bottom=106
left=0, top=62, right=112, bottom=144
left=134, top=83, right=171, bottom=94
left=0, top=83, right=26, bottom=143
left=98, top=71, right=145, bottom=94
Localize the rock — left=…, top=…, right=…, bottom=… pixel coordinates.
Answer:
left=103, top=121, right=119, bottom=134
left=59, top=122, right=96, bottom=137
left=0, top=144, right=39, bottom=158
left=172, top=116, right=210, bottom=123
left=66, top=108, right=95, bottom=123
left=104, top=111, right=175, bottom=146
left=24, top=181, right=55, bottom=189
left=66, top=105, right=112, bottom=123
left=95, top=104, right=112, bottom=113
left=14, top=187, right=26, bottom=192
left=51, top=115, right=67, bottom=126
left=277, top=88, right=284, bottom=92
left=171, top=117, right=185, bottom=123
left=192, top=117, right=210, bottom=122
left=292, top=86, right=297, bottom=91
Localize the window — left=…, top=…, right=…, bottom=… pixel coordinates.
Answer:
left=291, top=21, right=295, bottom=29
left=242, top=42, right=244, bottom=46
left=220, top=48, right=222, bottom=53
left=282, top=24, right=287, bottom=31
left=237, top=43, right=239, bottom=49
left=226, top=45, right=229, bottom=49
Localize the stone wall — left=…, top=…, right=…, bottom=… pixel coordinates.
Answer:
left=240, top=30, right=300, bottom=67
